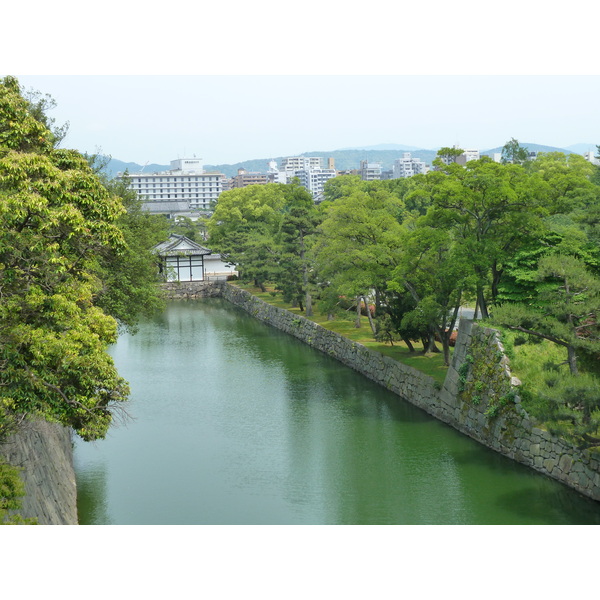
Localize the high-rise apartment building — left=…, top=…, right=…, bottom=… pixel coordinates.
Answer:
left=392, top=153, right=428, bottom=178
left=295, top=166, right=337, bottom=203
left=359, top=160, right=382, bottom=181
left=281, top=156, right=323, bottom=175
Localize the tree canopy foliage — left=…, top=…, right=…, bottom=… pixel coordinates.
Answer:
left=0, top=76, right=167, bottom=443
left=501, top=137, right=530, bottom=164
left=208, top=148, right=600, bottom=447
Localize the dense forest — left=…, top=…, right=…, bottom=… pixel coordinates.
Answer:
left=207, top=142, right=600, bottom=450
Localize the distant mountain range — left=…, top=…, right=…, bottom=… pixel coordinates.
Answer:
left=337, top=143, right=425, bottom=152
left=102, top=142, right=595, bottom=179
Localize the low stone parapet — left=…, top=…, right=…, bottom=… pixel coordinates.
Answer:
left=160, top=281, right=225, bottom=299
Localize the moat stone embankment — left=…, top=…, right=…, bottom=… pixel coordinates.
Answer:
left=0, top=420, right=78, bottom=524
left=169, top=280, right=600, bottom=502
left=6, top=278, right=598, bottom=524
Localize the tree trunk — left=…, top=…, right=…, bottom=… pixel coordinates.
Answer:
left=402, top=337, right=415, bottom=352
left=305, top=293, right=313, bottom=317
left=423, top=332, right=440, bottom=353
left=491, top=260, right=503, bottom=305
left=476, top=285, right=489, bottom=319
left=363, top=296, right=377, bottom=336
left=441, top=337, right=451, bottom=366
left=302, top=246, right=312, bottom=317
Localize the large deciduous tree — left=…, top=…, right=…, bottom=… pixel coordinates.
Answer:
left=388, top=219, right=473, bottom=364
left=0, top=76, right=138, bottom=441
left=425, top=158, right=545, bottom=318
left=207, top=184, right=287, bottom=291
left=312, top=181, right=404, bottom=332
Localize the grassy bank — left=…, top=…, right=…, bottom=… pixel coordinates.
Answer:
left=231, top=282, right=450, bottom=384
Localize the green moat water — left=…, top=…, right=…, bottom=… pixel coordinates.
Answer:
left=74, top=299, right=600, bottom=524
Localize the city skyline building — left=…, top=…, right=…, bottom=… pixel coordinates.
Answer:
left=119, top=157, right=226, bottom=216
left=392, top=152, right=429, bottom=178
left=359, top=160, right=382, bottom=181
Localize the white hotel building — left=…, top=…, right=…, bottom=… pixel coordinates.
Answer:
left=120, top=158, right=226, bottom=216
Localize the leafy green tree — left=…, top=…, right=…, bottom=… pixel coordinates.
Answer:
left=591, top=145, right=600, bottom=186
left=375, top=289, right=422, bottom=351
left=168, top=214, right=207, bottom=242
left=21, top=85, right=69, bottom=148
left=207, top=183, right=288, bottom=290
left=425, top=158, right=545, bottom=318
left=0, top=458, right=36, bottom=524
left=322, top=174, right=362, bottom=204
left=312, top=184, right=404, bottom=332
left=501, top=138, right=529, bottom=165
left=535, top=372, right=600, bottom=450
left=389, top=221, right=473, bottom=363
left=525, top=151, right=599, bottom=214
left=435, top=146, right=464, bottom=166
left=0, top=76, right=130, bottom=441
left=492, top=254, right=600, bottom=375
left=273, top=182, right=320, bottom=315
left=93, top=174, right=170, bottom=333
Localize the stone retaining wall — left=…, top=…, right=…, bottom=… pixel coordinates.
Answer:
left=218, top=283, right=600, bottom=502
left=160, top=281, right=225, bottom=299
left=221, top=283, right=440, bottom=408
left=147, top=281, right=600, bottom=502
left=0, top=420, right=78, bottom=524
left=438, top=320, right=600, bottom=501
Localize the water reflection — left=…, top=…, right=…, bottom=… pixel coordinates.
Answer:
left=74, top=299, right=600, bottom=525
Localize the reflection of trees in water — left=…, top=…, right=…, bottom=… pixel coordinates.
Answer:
left=75, top=462, right=112, bottom=525
left=104, top=300, right=600, bottom=524
left=495, top=487, right=600, bottom=525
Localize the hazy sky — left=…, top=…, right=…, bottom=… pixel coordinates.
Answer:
left=7, top=1, right=599, bottom=167
left=14, top=75, right=600, bottom=166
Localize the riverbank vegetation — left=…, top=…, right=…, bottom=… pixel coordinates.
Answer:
left=0, top=77, right=169, bottom=520
left=232, top=281, right=450, bottom=384
left=209, top=143, right=600, bottom=449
